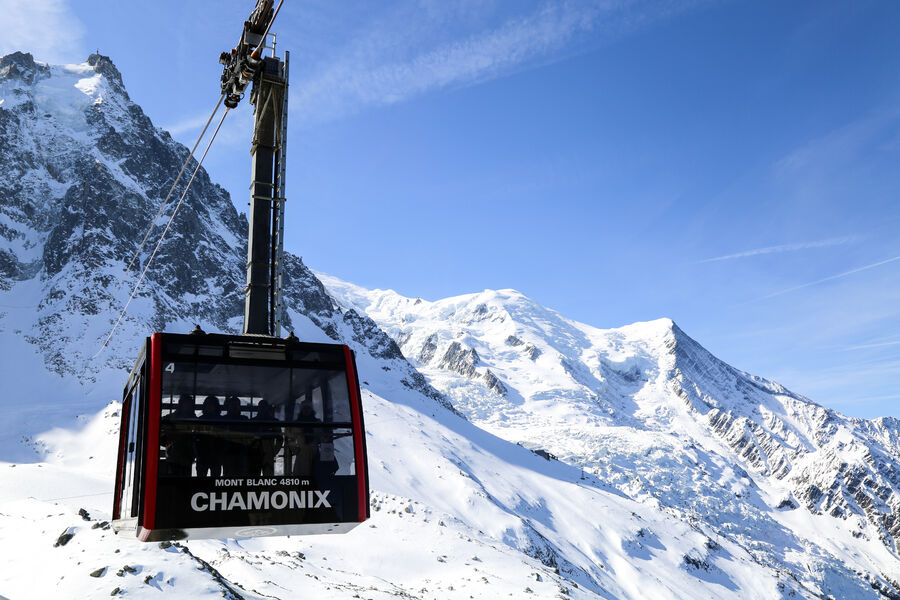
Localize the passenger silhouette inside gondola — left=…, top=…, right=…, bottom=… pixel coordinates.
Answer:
left=250, top=399, right=282, bottom=476
left=295, top=399, right=338, bottom=486
left=195, top=395, right=222, bottom=477
left=222, top=395, right=249, bottom=476
left=162, top=394, right=195, bottom=476
left=297, top=400, right=319, bottom=423
left=297, top=398, right=340, bottom=516
left=289, top=400, right=319, bottom=478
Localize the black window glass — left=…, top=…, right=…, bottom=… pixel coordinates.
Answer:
left=289, top=369, right=352, bottom=423
left=158, top=360, right=356, bottom=480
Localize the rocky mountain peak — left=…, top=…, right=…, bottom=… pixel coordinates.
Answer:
left=0, top=53, right=451, bottom=415
left=0, top=52, right=48, bottom=84
left=85, top=53, right=126, bottom=90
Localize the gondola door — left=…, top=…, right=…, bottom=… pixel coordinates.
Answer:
left=112, top=338, right=150, bottom=534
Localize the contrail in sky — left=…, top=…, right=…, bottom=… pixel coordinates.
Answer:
left=761, top=254, right=900, bottom=300
left=698, top=236, right=854, bottom=263
left=845, top=340, right=900, bottom=351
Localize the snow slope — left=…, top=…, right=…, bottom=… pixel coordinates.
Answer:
left=0, top=368, right=841, bottom=600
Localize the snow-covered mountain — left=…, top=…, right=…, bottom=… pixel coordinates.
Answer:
left=1, top=52, right=899, bottom=599
left=318, top=277, right=900, bottom=592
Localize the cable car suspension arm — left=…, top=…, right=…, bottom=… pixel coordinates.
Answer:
left=219, top=0, right=290, bottom=337
left=219, top=0, right=285, bottom=109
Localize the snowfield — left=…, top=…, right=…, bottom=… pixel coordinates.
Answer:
left=0, top=380, right=796, bottom=599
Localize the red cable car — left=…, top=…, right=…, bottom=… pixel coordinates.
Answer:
left=111, top=3, right=371, bottom=541
left=111, top=332, right=369, bottom=541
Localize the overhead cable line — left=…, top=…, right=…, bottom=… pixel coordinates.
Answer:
left=94, top=107, right=231, bottom=357
left=111, top=95, right=225, bottom=297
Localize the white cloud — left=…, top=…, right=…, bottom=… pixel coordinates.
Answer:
left=698, top=236, right=855, bottom=263
left=776, top=108, right=900, bottom=178
left=290, top=0, right=707, bottom=125
left=0, top=0, right=84, bottom=63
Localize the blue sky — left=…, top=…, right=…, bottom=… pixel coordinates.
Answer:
left=3, top=0, right=900, bottom=419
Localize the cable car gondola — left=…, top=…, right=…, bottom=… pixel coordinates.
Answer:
left=112, top=332, right=369, bottom=541
left=110, top=1, right=369, bottom=541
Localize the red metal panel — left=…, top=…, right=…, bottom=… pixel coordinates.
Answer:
left=343, top=345, right=368, bottom=522
left=142, top=333, right=163, bottom=531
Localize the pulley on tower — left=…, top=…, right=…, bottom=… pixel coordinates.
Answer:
left=219, top=0, right=274, bottom=109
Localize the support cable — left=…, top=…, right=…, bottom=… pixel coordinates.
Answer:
left=111, top=95, right=225, bottom=297
left=94, top=108, right=231, bottom=357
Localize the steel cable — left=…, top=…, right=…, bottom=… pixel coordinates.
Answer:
left=94, top=108, right=231, bottom=357
left=111, top=94, right=225, bottom=298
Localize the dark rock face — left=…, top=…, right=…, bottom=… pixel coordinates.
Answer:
left=438, top=341, right=479, bottom=378
left=0, top=53, right=249, bottom=374
left=0, top=51, right=453, bottom=413
left=0, top=52, right=260, bottom=341
left=504, top=335, right=540, bottom=359
left=86, top=54, right=126, bottom=92
left=524, top=343, right=541, bottom=360
left=482, top=369, right=507, bottom=397
left=505, top=335, right=523, bottom=347
left=418, top=333, right=439, bottom=363
left=0, top=52, right=49, bottom=85
left=54, top=528, right=74, bottom=547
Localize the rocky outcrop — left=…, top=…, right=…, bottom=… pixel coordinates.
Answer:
left=482, top=369, right=508, bottom=397
left=438, top=341, right=479, bottom=378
